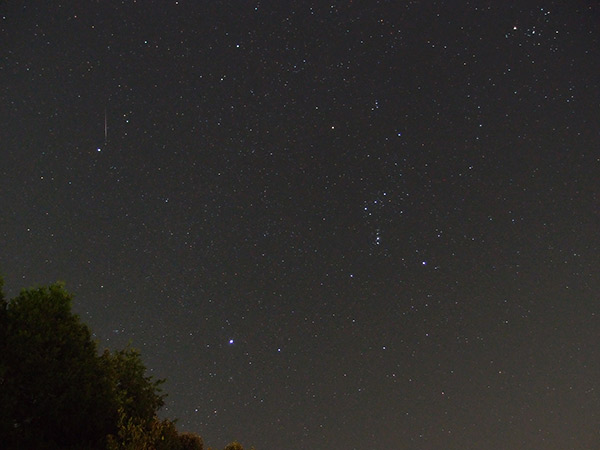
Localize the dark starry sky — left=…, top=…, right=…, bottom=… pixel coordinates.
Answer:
left=1, top=1, right=600, bottom=448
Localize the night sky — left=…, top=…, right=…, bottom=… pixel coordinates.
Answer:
left=1, top=1, right=600, bottom=448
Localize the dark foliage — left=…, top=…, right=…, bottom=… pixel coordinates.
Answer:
left=101, top=346, right=166, bottom=425
left=179, top=432, right=205, bottom=450
left=0, top=279, right=209, bottom=449
left=0, top=283, right=115, bottom=448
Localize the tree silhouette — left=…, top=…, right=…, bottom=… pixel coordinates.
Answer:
left=1, top=283, right=115, bottom=448
left=0, top=279, right=232, bottom=449
left=101, top=346, right=166, bottom=425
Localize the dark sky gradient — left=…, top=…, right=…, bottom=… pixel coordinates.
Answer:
left=1, top=1, right=599, bottom=449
